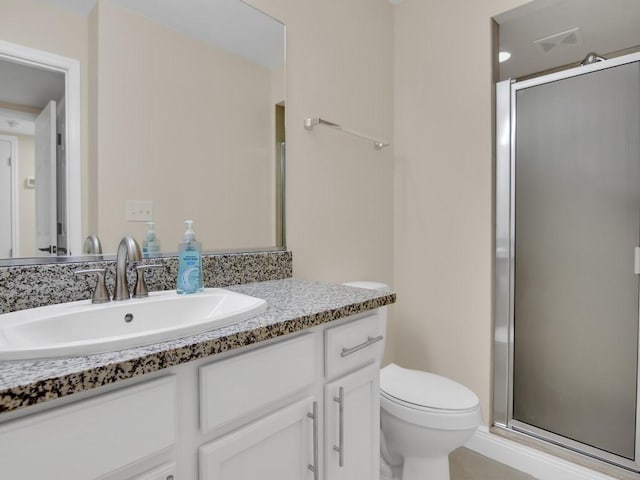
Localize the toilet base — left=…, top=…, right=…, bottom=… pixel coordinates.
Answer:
left=401, top=456, right=450, bottom=480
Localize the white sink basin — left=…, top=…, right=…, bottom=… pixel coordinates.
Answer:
left=0, top=288, right=267, bottom=361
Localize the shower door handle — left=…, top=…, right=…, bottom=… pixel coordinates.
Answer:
left=635, top=247, right=640, bottom=274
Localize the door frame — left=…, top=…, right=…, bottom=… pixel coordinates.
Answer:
left=0, top=134, right=18, bottom=256
left=493, top=50, right=640, bottom=472
left=0, top=40, right=81, bottom=257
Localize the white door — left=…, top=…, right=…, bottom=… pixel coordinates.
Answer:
left=35, top=100, right=57, bottom=255
left=199, top=397, right=317, bottom=480
left=0, top=138, right=12, bottom=257
left=325, top=363, right=380, bottom=480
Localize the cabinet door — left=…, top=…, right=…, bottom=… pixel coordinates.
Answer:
left=199, top=397, right=318, bottom=480
left=325, top=363, right=380, bottom=480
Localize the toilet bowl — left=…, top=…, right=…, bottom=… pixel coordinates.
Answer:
left=380, top=363, right=482, bottom=480
left=341, top=281, right=481, bottom=480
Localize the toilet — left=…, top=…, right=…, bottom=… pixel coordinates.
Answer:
left=342, top=282, right=482, bottom=480
left=380, top=363, right=482, bottom=480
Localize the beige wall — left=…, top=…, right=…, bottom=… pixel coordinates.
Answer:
left=246, top=0, right=395, bottom=362
left=393, top=0, right=529, bottom=424
left=15, top=134, right=35, bottom=257
left=92, top=0, right=275, bottom=252
left=0, top=0, right=86, bottom=55
left=247, top=0, right=395, bottom=279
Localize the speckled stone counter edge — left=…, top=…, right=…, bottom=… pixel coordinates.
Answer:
left=0, top=250, right=293, bottom=314
left=0, top=278, right=395, bottom=414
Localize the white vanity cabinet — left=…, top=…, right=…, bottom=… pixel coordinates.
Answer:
left=198, top=333, right=319, bottom=480
left=198, top=312, right=383, bottom=480
left=0, top=309, right=385, bottom=480
left=323, top=314, right=383, bottom=480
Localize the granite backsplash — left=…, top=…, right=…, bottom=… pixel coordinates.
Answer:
left=0, top=251, right=292, bottom=314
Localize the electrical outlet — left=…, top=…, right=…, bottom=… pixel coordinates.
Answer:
left=126, top=200, right=153, bottom=222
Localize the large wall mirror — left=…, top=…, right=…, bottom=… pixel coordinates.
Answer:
left=0, top=0, right=285, bottom=264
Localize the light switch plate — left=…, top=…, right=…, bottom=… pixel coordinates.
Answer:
left=126, top=200, right=153, bottom=222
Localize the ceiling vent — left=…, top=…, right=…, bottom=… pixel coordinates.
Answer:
left=533, top=27, right=583, bottom=54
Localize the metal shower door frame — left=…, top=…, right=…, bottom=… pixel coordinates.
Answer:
left=493, top=51, right=640, bottom=472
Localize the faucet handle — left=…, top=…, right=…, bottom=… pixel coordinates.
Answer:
left=133, top=264, right=164, bottom=298
left=75, top=268, right=110, bottom=304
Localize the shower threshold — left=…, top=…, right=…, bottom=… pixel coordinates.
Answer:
left=494, top=421, right=640, bottom=475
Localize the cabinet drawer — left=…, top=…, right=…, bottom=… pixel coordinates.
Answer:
left=130, top=462, right=176, bottom=480
left=200, top=333, right=316, bottom=434
left=0, top=376, right=177, bottom=480
left=325, top=313, right=384, bottom=379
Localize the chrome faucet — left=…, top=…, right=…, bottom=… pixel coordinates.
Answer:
left=114, top=236, right=142, bottom=301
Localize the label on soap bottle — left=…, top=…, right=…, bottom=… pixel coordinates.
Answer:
left=177, top=249, right=202, bottom=293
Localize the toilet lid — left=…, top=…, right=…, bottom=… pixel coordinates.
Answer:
left=380, top=363, right=479, bottom=411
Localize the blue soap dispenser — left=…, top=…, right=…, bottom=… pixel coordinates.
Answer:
left=177, top=219, right=203, bottom=294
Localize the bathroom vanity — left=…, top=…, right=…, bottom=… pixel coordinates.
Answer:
left=0, top=278, right=395, bottom=480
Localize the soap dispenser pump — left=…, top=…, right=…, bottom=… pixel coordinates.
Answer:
left=177, top=219, right=203, bottom=294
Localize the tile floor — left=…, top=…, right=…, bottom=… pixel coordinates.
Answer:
left=450, top=447, right=536, bottom=480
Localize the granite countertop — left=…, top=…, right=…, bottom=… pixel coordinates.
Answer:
left=0, top=278, right=395, bottom=414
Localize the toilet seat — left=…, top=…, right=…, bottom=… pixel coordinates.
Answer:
left=380, top=364, right=482, bottom=430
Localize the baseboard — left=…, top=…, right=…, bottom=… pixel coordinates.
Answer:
left=464, top=426, right=617, bottom=480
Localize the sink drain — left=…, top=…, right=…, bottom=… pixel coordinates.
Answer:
left=124, top=313, right=134, bottom=323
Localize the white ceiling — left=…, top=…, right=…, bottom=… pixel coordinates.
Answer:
left=0, top=60, right=65, bottom=109
left=36, top=0, right=285, bottom=68
left=496, top=0, right=640, bottom=80
left=0, top=59, right=64, bottom=134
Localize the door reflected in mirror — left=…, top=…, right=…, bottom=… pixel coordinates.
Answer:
left=0, top=0, right=286, bottom=263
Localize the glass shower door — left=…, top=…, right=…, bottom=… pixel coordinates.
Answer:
left=512, top=61, right=640, bottom=462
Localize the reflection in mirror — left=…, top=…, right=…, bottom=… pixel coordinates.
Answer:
left=0, top=0, right=285, bottom=264
left=495, top=0, right=640, bottom=81
left=0, top=58, right=65, bottom=258
left=0, top=37, right=82, bottom=262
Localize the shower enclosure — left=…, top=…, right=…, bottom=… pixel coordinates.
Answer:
left=494, top=52, right=640, bottom=471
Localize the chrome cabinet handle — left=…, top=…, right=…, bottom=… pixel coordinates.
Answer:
left=333, top=387, right=344, bottom=467
left=75, top=268, right=110, bottom=304
left=340, top=335, right=384, bottom=357
left=307, top=401, right=319, bottom=480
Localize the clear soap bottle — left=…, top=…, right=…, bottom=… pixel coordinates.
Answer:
left=177, top=220, right=203, bottom=294
left=142, top=221, right=161, bottom=257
